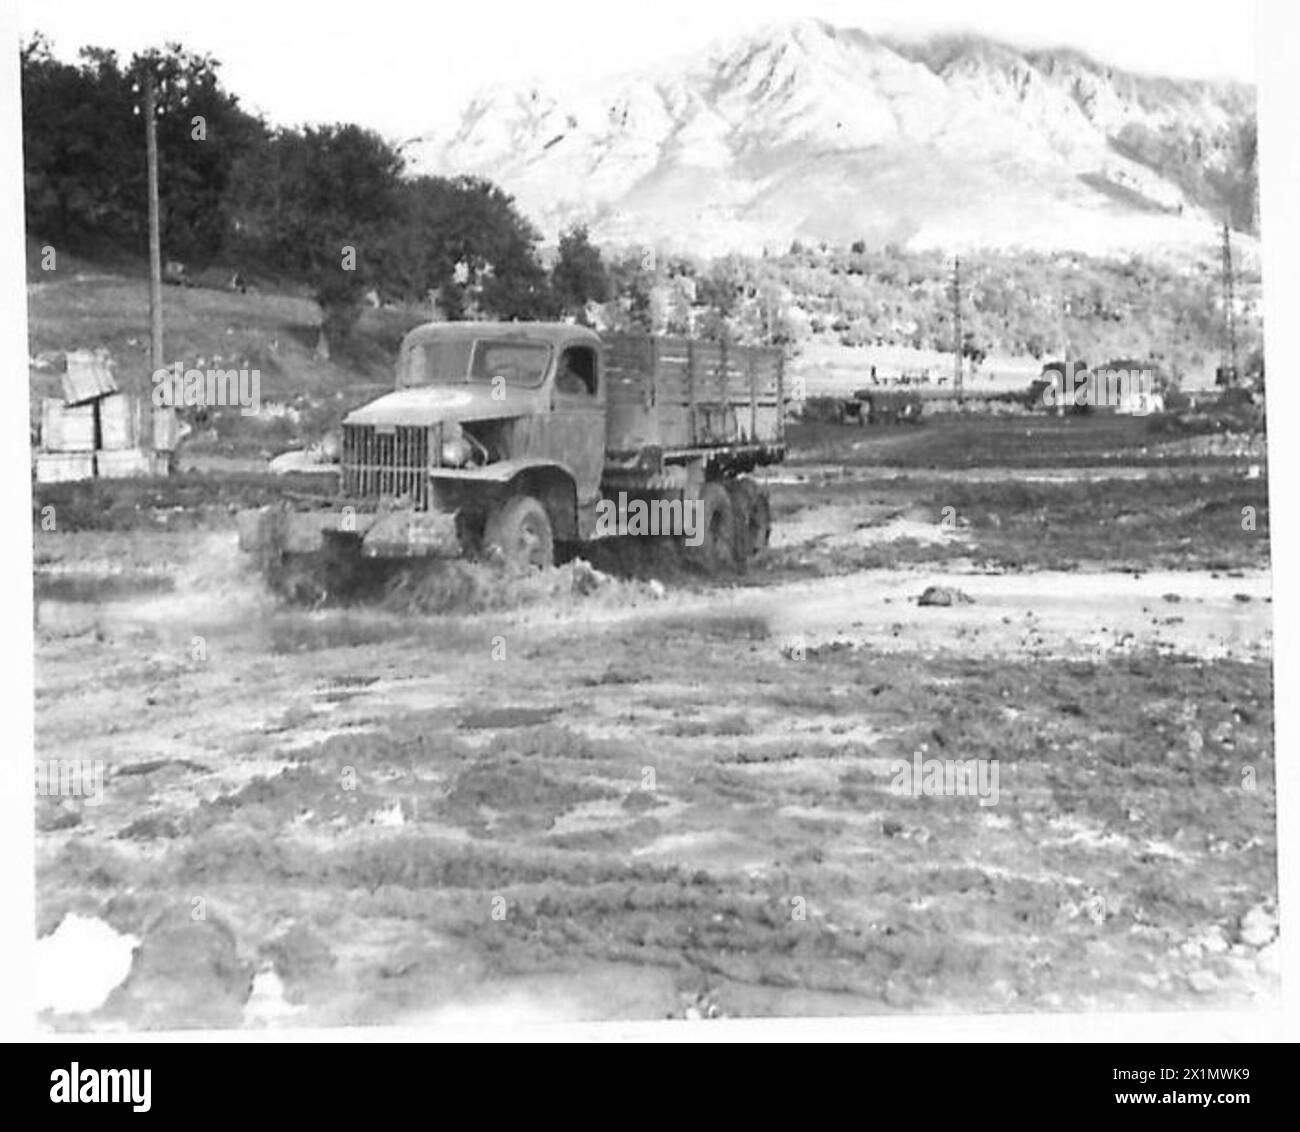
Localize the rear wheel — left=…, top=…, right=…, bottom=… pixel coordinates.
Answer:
left=484, top=495, right=554, bottom=569
left=684, top=482, right=736, bottom=573
left=725, top=476, right=771, bottom=565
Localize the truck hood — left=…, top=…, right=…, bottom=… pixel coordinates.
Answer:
left=344, top=386, right=539, bottom=427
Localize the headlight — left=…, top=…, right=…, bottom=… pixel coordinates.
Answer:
left=441, top=431, right=472, bottom=467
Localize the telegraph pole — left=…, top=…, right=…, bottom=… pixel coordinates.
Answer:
left=1221, top=221, right=1237, bottom=386
left=140, top=68, right=176, bottom=465
left=144, top=74, right=164, bottom=378
left=952, top=255, right=963, bottom=401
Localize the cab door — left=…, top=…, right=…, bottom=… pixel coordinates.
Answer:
left=546, top=343, right=606, bottom=507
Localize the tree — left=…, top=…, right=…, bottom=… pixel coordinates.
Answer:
left=695, top=257, right=758, bottom=340
left=551, top=224, right=609, bottom=321
left=21, top=36, right=557, bottom=331
left=21, top=37, right=140, bottom=248
left=376, top=176, right=554, bottom=320
left=21, top=36, right=264, bottom=264
left=129, top=45, right=266, bottom=263
left=603, top=252, right=655, bottom=332
left=229, top=123, right=403, bottom=345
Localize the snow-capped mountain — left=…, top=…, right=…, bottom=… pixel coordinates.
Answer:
left=403, top=19, right=1256, bottom=256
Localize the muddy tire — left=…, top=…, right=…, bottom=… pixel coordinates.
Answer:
left=454, top=508, right=487, bottom=557
left=265, top=533, right=364, bottom=606
left=685, top=482, right=736, bottom=573
left=265, top=552, right=323, bottom=605
left=484, top=495, right=554, bottom=569
left=726, top=476, right=771, bottom=565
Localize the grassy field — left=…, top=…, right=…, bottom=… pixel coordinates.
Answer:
left=786, top=413, right=1266, bottom=470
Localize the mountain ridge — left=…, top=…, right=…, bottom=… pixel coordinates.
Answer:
left=403, top=19, right=1257, bottom=256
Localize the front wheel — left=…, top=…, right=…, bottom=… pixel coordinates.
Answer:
left=264, top=532, right=365, bottom=606
left=483, top=496, right=554, bottom=569
left=454, top=508, right=487, bottom=557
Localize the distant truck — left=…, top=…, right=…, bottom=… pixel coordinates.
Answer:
left=1031, top=358, right=1166, bottom=415
left=840, top=387, right=924, bottom=425
left=1030, top=359, right=1091, bottom=414
left=239, top=322, right=786, bottom=591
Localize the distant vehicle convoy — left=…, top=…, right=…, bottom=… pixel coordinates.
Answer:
left=239, top=323, right=786, bottom=585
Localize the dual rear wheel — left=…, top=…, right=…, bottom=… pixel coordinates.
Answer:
left=684, top=477, right=771, bottom=573
left=471, top=478, right=770, bottom=574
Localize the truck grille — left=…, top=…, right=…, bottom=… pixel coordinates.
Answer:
left=341, top=423, right=432, bottom=509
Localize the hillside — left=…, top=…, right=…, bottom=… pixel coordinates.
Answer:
left=404, top=19, right=1257, bottom=256
left=27, top=237, right=1261, bottom=454
left=25, top=260, right=426, bottom=457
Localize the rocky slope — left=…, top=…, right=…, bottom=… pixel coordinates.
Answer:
left=403, top=19, right=1256, bottom=256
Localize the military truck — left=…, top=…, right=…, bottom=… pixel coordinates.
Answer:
left=841, top=387, right=924, bottom=425
left=239, top=322, right=786, bottom=595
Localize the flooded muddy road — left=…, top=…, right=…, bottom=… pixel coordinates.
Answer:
left=33, top=504, right=1277, bottom=1027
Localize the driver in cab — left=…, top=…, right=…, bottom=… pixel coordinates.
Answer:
left=556, top=354, right=591, bottom=395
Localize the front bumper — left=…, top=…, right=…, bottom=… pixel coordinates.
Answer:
left=237, top=506, right=461, bottom=559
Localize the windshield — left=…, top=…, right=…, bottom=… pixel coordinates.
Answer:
left=399, top=339, right=552, bottom=388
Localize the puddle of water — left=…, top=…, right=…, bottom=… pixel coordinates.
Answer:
left=630, top=830, right=732, bottom=858
left=35, top=588, right=429, bottom=658
left=264, top=615, right=422, bottom=655
left=35, top=573, right=175, bottom=602
left=35, top=573, right=175, bottom=631
left=458, top=706, right=561, bottom=730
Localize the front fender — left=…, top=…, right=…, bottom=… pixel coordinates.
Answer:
left=428, top=457, right=575, bottom=485
left=430, top=458, right=583, bottom=541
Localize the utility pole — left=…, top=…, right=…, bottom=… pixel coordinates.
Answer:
left=1052, top=285, right=1072, bottom=416
left=1057, top=286, right=1067, bottom=362
left=141, top=70, right=175, bottom=465
left=144, top=75, right=164, bottom=380
left=1221, top=221, right=1237, bottom=386
left=952, top=255, right=963, bottom=401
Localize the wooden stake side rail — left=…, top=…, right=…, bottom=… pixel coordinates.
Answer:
left=604, top=333, right=784, bottom=455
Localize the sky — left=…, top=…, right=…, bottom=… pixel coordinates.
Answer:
left=17, top=0, right=1261, bottom=141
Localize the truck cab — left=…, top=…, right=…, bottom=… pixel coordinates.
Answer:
left=336, top=322, right=606, bottom=563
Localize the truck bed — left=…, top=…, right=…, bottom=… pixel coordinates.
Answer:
left=603, top=334, right=784, bottom=457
